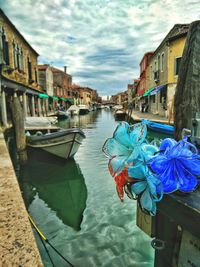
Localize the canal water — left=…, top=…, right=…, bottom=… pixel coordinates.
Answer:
left=19, top=110, right=156, bottom=267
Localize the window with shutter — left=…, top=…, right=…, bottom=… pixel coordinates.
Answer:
left=1, top=28, right=9, bottom=65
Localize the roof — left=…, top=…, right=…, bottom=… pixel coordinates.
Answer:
left=153, top=24, right=190, bottom=55
left=51, top=67, right=72, bottom=77
left=37, top=64, right=50, bottom=71
left=140, top=51, right=154, bottom=65
left=0, top=8, right=39, bottom=56
left=168, top=24, right=190, bottom=42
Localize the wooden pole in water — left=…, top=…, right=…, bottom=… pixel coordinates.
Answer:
left=174, top=21, right=200, bottom=140
left=11, top=92, right=27, bottom=164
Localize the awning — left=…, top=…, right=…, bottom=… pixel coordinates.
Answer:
left=150, top=84, right=167, bottom=96
left=61, top=97, right=67, bottom=101
left=66, top=98, right=74, bottom=104
left=50, top=96, right=59, bottom=101
left=39, top=93, right=49, bottom=99
left=143, top=88, right=154, bottom=97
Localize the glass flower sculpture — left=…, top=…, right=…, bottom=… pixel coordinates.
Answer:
left=103, top=122, right=200, bottom=216
left=149, top=136, right=200, bottom=193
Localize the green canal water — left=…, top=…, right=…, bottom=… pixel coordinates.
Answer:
left=18, top=110, right=162, bottom=267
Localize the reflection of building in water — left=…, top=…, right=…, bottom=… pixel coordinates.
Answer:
left=59, top=110, right=100, bottom=129
left=20, top=154, right=87, bottom=231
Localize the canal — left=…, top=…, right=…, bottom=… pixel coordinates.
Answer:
left=19, top=110, right=155, bottom=267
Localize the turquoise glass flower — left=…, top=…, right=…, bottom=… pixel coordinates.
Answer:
left=128, top=162, right=163, bottom=215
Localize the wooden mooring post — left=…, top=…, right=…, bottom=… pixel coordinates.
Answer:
left=11, top=93, right=27, bottom=164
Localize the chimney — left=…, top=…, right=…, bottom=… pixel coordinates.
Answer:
left=64, top=66, right=67, bottom=73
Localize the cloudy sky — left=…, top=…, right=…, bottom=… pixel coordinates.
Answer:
left=1, top=0, right=200, bottom=96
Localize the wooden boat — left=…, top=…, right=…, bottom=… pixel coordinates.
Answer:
left=56, top=110, right=69, bottom=120
left=26, top=128, right=86, bottom=159
left=114, top=109, right=127, bottom=121
left=142, top=119, right=174, bottom=135
left=78, top=104, right=90, bottom=115
left=67, top=105, right=80, bottom=115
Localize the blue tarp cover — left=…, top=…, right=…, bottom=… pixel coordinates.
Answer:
left=150, top=84, right=167, bottom=95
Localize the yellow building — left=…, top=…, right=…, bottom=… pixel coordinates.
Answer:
left=167, top=34, right=187, bottom=120
left=144, top=24, right=189, bottom=118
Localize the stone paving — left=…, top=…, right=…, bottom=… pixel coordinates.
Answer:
left=0, top=131, right=43, bottom=267
left=129, top=110, right=174, bottom=125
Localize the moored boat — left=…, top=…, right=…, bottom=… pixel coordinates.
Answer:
left=78, top=104, right=90, bottom=115
left=67, top=105, right=80, bottom=115
left=142, top=119, right=174, bottom=135
left=56, top=110, right=69, bottom=120
left=26, top=128, right=86, bottom=159
left=114, top=109, right=127, bottom=121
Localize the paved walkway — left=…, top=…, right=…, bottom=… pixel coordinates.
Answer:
left=0, top=130, right=43, bottom=267
left=129, top=110, right=174, bottom=125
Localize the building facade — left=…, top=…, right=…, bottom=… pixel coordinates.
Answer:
left=37, top=64, right=54, bottom=96
left=145, top=24, right=189, bottom=117
left=0, top=8, right=44, bottom=125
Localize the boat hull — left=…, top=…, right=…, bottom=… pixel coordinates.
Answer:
left=27, top=129, right=85, bottom=159
left=57, top=111, right=69, bottom=120
left=79, top=109, right=89, bottom=115
left=114, top=111, right=126, bottom=121
left=142, top=119, right=174, bottom=135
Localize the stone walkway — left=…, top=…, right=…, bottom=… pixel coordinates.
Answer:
left=0, top=131, right=43, bottom=267
left=129, top=110, right=174, bottom=125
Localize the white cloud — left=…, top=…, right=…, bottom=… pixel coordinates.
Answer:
left=1, top=0, right=200, bottom=95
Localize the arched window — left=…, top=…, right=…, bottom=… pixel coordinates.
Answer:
left=1, top=27, right=9, bottom=65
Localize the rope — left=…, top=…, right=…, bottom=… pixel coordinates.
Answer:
left=28, top=214, right=74, bottom=267
left=37, top=230, right=55, bottom=267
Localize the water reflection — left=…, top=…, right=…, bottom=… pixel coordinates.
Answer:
left=58, top=110, right=100, bottom=129
left=20, top=150, right=87, bottom=230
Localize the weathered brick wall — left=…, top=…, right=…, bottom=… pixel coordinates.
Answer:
left=0, top=13, right=39, bottom=90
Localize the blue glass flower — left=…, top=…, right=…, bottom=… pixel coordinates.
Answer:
left=128, top=162, right=163, bottom=215
left=148, top=137, right=200, bottom=193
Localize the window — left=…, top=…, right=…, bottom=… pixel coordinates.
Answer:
left=1, top=28, right=9, bottom=65
left=154, top=60, right=157, bottom=71
left=16, top=45, right=20, bottom=69
left=13, top=42, right=24, bottom=71
left=68, top=91, right=71, bottom=96
left=35, top=68, right=38, bottom=83
left=161, top=53, right=164, bottom=71
left=152, top=95, right=156, bottom=103
left=27, top=56, right=32, bottom=81
left=19, top=48, right=24, bottom=71
left=158, top=54, right=160, bottom=71
left=150, top=65, right=152, bottom=80
left=175, top=57, right=182, bottom=75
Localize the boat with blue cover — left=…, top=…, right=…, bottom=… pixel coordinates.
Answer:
left=142, top=119, right=174, bottom=135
